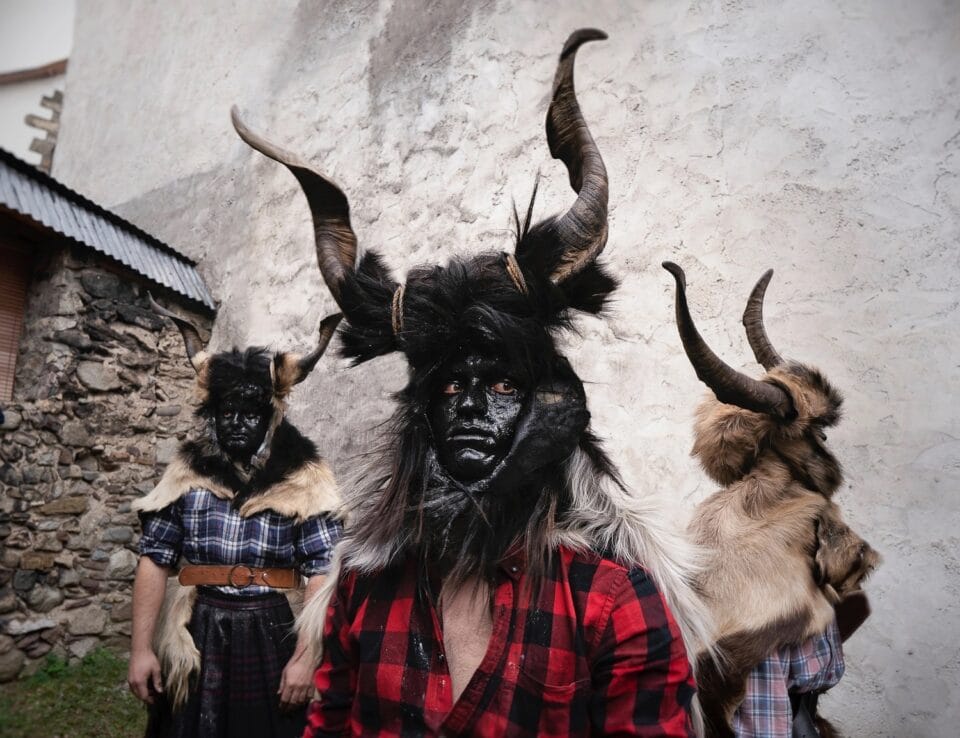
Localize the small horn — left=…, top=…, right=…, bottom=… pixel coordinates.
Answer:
left=147, top=292, right=207, bottom=373
left=295, top=312, right=343, bottom=382
left=231, top=106, right=357, bottom=312
left=662, top=263, right=793, bottom=419
left=544, top=28, right=609, bottom=283
left=742, top=269, right=785, bottom=370
left=272, top=313, right=343, bottom=396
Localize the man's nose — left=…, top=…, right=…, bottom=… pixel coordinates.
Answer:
left=456, top=382, right=487, bottom=416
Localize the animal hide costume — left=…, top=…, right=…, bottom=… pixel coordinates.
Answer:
left=232, top=29, right=715, bottom=737
left=663, top=263, right=879, bottom=738
left=132, top=295, right=342, bottom=736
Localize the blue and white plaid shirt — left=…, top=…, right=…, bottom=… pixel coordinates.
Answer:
left=138, top=487, right=342, bottom=596
left=732, top=619, right=845, bottom=737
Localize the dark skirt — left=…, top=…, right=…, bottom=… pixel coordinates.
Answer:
left=146, top=588, right=307, bottom=738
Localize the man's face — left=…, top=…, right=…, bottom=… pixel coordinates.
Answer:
left=214, top=388, right=271, bottom=461
left=428, top=353, right=528, bottom=482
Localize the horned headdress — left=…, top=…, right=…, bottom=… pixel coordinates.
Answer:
left=231, top=29, right=617, bottom=381
left=663, top=263, right=879, bottom=736
left=233, top=30, right=716, bottom=665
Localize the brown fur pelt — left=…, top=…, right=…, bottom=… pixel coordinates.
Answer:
left=689, top=364, right=879, bottom=736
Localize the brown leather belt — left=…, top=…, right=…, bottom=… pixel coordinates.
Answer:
left=178, top=564, right=299, bottom=589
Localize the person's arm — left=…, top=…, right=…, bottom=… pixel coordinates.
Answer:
left=280, top=514, right=344, bottom=710
left=589, top=567, right=696, bottom=737
left=128, top=556, right=172, bottom=703
left=278, top=573, right=326, bottom=709
left=127, top=500, right=183, bottom=704
left=304, top=571, right=357, bottom=738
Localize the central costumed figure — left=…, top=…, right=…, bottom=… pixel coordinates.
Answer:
left=233, top=29, right=715, bottom=737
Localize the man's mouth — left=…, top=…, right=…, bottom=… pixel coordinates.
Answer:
left=447, top=428, right=496, bottom=446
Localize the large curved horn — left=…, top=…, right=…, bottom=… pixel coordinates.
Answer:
left=231, top=106, right=357, bottom=311
left=662, top=263, right=793, bottom=419
left=147, top=292, right=208, bottom=373
left=544, top=28, right=609, bottom=283
left=742, top=269, right=785, bottom=370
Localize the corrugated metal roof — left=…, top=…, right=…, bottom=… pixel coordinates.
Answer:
left=0, top=148, right=215, bottom=315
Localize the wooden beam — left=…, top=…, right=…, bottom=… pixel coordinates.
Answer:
left=0, top=59, right=68, bottom=86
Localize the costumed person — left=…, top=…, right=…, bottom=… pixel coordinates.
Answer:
left=231, top=29, right=716, bottom=737
left=126, top=295, right=344, bottom=738
left=662, top=263, right=879, bottom=738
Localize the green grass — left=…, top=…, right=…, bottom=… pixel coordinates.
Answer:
left=0, top=649, right=146, bottom=738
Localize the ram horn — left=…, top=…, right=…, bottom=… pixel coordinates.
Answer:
left=147, top=292, right=208, bottom=373
left=543, top=28, right=609, bottom=283
left=231, top=106, right=357, bottom=312
left=662, top=262, right=793, bottom=419
left=742, top=269, right=785, bottom=371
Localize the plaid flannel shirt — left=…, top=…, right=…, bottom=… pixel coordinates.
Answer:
left=305, top=545, right=695, bottom=737
left=138, top=487, right=342, bottom=596
left=732, top=620, right=845, bottom=738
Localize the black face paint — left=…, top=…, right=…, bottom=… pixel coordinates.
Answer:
left=428, top=354, right=528, bottom=482
left=214, top=385, right=271, bottom=462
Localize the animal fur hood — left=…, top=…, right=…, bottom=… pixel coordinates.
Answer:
left=692, top=363, right=843, bottom=490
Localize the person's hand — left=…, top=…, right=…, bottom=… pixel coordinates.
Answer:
left=278, top=652, right=314, bottom=711
left=127, top=648, right=163, bottom=704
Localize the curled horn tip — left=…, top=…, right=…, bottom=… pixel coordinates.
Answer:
left=561, top=28, right=608, bottom=57
left=661, top=261, right=686, bottom=289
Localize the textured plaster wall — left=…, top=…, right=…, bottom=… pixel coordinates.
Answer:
left=53, top=1, right=959, bottom=735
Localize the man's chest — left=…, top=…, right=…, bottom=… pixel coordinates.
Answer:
left=348, top=564, right=597, bottom=736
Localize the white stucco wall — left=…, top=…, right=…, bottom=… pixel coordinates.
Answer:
left=0, top=0, right=74, bottom=163
left=53, top=2, right=959, bottom=735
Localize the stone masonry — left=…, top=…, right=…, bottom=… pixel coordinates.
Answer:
left=0, top=245, right=210, bottom=681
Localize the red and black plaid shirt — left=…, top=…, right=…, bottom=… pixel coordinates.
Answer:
left=305, top=545, right=695, bottom=737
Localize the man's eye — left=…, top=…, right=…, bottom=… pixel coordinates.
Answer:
left=491, top=380, right=516, bottom=395
left=441, top=381, right=461, bottom=395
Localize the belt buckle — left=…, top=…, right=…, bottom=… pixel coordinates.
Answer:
left=228, top=564, right=256, bottom=589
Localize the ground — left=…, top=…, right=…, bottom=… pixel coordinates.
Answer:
left=0, top=649, right=146, bottom=738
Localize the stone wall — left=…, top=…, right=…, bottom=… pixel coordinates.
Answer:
left=0, top=245, right=209, bottom=681
left=48, top=1, right=960, bottom=735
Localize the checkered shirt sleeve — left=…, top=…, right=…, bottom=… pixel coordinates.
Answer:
left=295, top=515, right=341, bottom=576
left=732, top=619, right=845, bottom=737
left=589, top=566, right=697, bottom=737
left=137, top=502, right=183, bottom=568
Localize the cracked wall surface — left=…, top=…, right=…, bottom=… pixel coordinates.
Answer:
left=52, top=1, right=959, bottom=734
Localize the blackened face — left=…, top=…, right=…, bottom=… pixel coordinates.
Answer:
left=214, top=387, right=271, bottom=461
left=429, top=354, right=528, bottom=482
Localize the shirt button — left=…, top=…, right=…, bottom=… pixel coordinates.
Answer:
left=438, top=653, right=445, bottom=662
left=510, top=565, right=519, bottom=573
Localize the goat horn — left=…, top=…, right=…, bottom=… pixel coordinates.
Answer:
left=662, top=262, right=793, bottom=419
left=544, top=28, right=609, bottom=283
left=231, top=106, right=357, bottom=312
left=742, top=269, right=785, bottom=370
left=147, top=292, right=207, bottom=373
left=294, top=312, right=343, bottom=382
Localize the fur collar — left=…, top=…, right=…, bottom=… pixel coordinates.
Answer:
left=133, top=420, right=339, bottom=522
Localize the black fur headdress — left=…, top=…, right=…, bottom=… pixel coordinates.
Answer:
left=147, top=295, right=341, bottom=491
